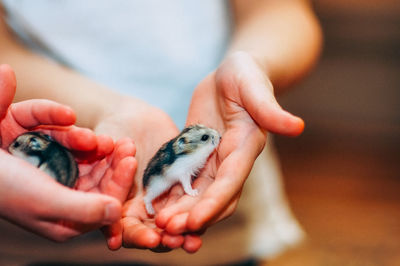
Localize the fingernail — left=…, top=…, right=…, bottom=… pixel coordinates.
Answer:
left=105, top=202, right=121, bottom=223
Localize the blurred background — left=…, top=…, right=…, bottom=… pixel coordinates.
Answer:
left=270, top=0, right=400, bottom=265
left=0, top=1, right=398, bottom=266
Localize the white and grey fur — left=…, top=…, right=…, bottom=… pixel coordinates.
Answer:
left=8, top=132, right=79, bottom=188
left=143, top=124, right=221, bottom=215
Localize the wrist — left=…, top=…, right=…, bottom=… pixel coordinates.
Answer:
left=223, top=50, right=273, bottom=78
left=94, top=96, right=178, bottom=140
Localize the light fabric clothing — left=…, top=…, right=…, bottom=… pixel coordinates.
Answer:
left=3, top=0, right=231, bottom=128
left=0, top=1, right=304, bottom=264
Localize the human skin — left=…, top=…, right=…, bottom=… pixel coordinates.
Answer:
left=155, top=0, right=322, bottom=235
left=0, top=8, right=203, bottom=249
left=0, top=65, right=137, bottom=241
left=130, top=0, right=322, bottom=248
left=0, top=0, right=322, bottom=252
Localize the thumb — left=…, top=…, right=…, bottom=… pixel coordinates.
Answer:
left=242, top=80, right=304, bottom=136
left=0, top=153, right=122, bottom=226
left=41, top=185, right=122, bottom=225
left=0, top=64, right=16, bottom=120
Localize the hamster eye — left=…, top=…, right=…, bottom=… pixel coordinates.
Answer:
left=201, top=134, right=209, bottom=141
left=13, top=141, right=20, bottom=148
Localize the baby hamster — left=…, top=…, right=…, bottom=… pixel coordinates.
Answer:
left=143, top=124, right=221, bottom=215
left=8, top=132, right=79, bottom=188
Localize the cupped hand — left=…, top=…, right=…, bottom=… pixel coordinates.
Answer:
left=0, top=64, right=137, bottom=241
left=0, top=149, right=124, bottom=241
left=77, top=137, right=137, bottom=243
left=94, top=100, right=202, bottom=252
left=156, top=51, right=304, bottom=235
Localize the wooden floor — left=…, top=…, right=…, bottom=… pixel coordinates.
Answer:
left=266, top=131, right=400, bottom=266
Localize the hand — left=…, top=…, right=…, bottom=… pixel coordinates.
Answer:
left=94, top=100, right=202, bottom=252
left=155, top=51, right=304, bottom=235
left=0, top=64, right=111, bottom=156
left=0, top=149, right=124, bottom=241
left=0, top=64, right=134, bottom=241
left=77, top=137, right=137, bottom=243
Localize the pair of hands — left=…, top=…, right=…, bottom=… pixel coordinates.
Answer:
left=0, top=51, right=304, bottom=252
left=96, top=52, right=304, bottom=253
left=0, top=65, right=137, bottom=241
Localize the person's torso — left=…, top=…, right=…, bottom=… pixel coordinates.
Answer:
left=2, top=0, right=232, bottom=127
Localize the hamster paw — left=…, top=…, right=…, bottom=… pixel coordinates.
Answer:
left=186, top=188, right=199, bottom=197
left=145, top=201, right=155, bottom=216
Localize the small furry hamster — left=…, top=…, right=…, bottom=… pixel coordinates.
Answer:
left=8, top=132, right=79, bottom=188
left=143, top=124, right=221, bottom=215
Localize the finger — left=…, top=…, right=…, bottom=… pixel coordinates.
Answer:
left=186, top=146, right=256, bottom=232
left=72, top=133, right=114, bottom=163
left=156, top=195, right=197, bottom=229
left=103, top=156, right=137, bottom=202
left=164, top=192, right=239, bottom=235
left=156, top=175, right=213, bottom=229
left=0, top=152, right=120, bottom=225
left=241, top=82, right=304, bottom=136
left=75, top=158, right=109, bottom=192
left=218, top=53, right=304, bottom=136
left=42, top=126, right=98, bottom=151
left=101, top=222, right=123, bottom=250
left=39, top=185, right=122, bottom=225
left=95, top=134, right=114, bottom=157
left=165, top=212, right=189, bottom=235
left=163, top=192, right=239, bottom=236
left=122, top=217, right=161, bottom=249
left=182, top=234, right=202, bottom=253
left=0, top=64, right=16, bottom=120
left=11, top=99, right=76, bottom=128
left=161, top=233, right=184, bottom=249
left=31, top=220, right=82, bottom=242
left=110, top=138, right=136, bottom=169
left=204, top=193, right=241, bottom=227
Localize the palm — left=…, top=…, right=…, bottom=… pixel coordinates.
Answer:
left=59, top=137, right=136, bottom=236
left=94, top=103, right=199, bottom=251
left=0, top=65, right=131, bottom=241
left=75, top=138, right=136, bottom=203
left=156, top=72, right=265, bottom=234
left=157, top=52, right=304, bottom=234
left=0, top=98, right=135, bottom=202
left=0, top=100, right=137, bottom=236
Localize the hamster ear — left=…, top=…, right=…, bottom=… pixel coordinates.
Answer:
left=177, top=137, right=186, bottom=153
left=42, top=134, right=53, bottom=142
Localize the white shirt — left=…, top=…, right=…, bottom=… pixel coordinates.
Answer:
left=2, top=0, right=232, bottom=127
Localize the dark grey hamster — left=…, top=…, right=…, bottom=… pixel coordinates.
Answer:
left=8, top=132, right=79, bottom=188
left=143, top=124, right=221, bottom=215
